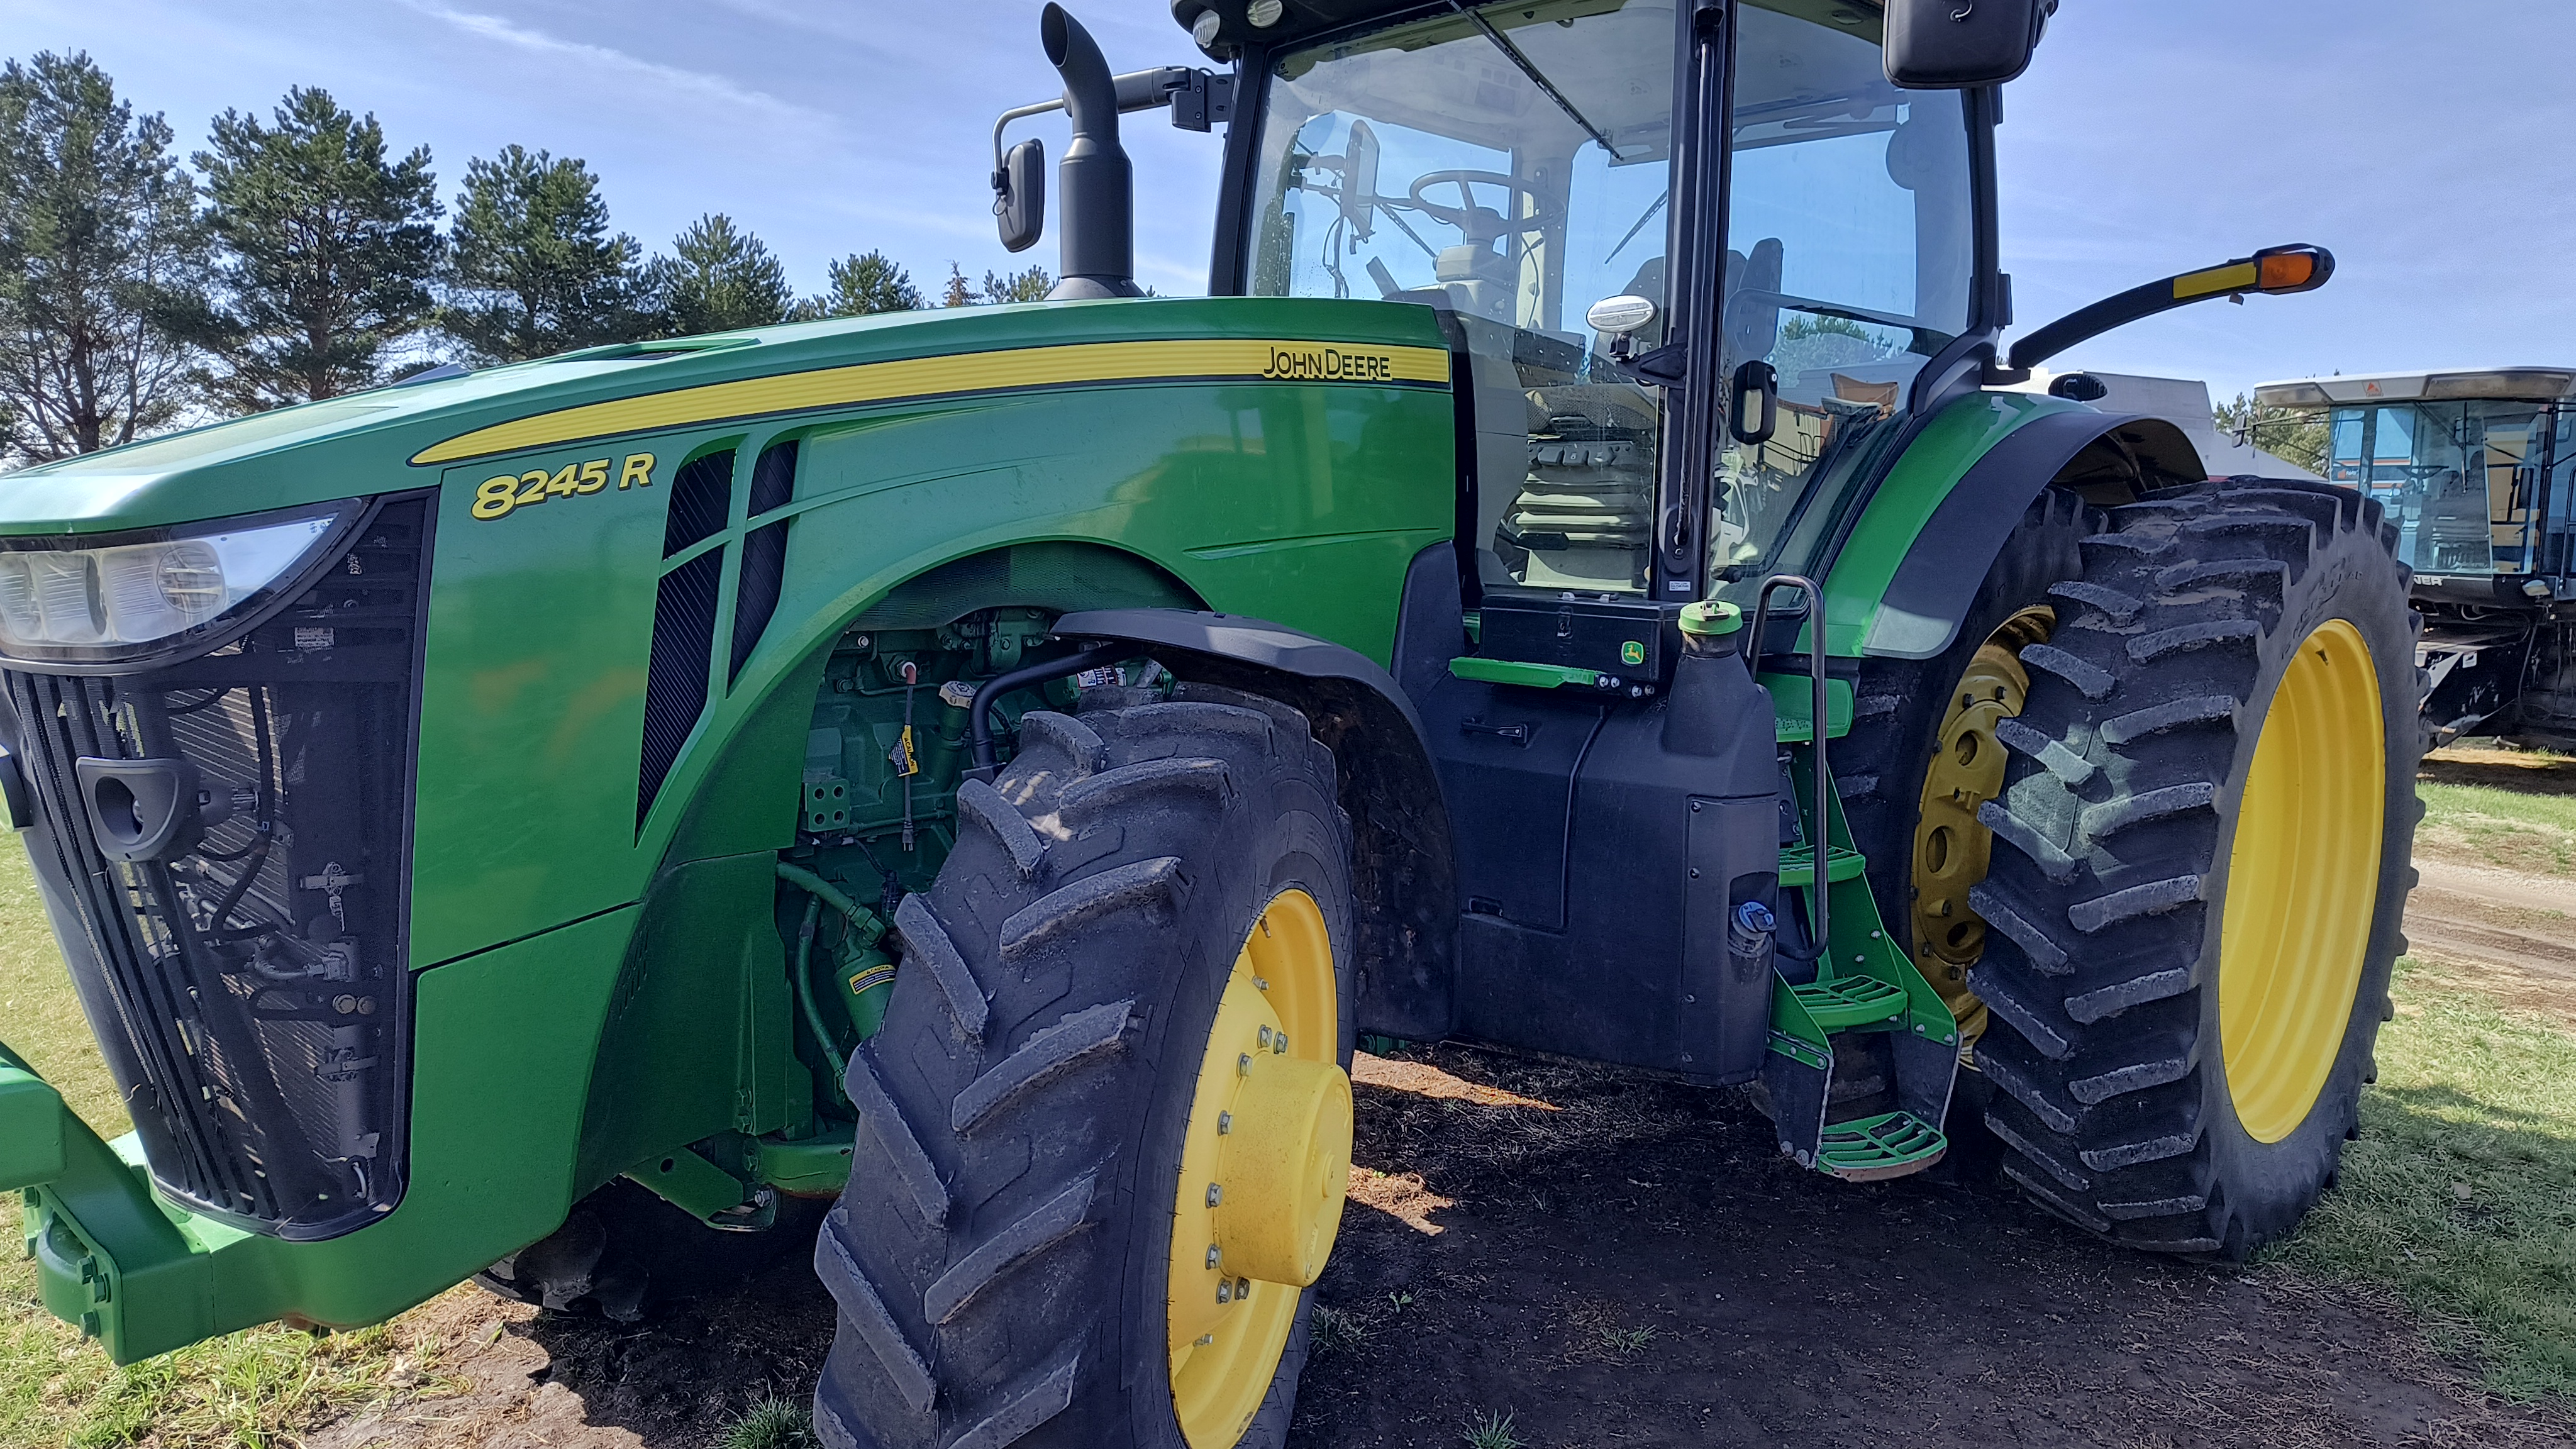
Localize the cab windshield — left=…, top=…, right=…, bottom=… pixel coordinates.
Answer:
left=1246, top=0, right=1979, bottom=603
left=2326, top=399, right=2576, bottom=577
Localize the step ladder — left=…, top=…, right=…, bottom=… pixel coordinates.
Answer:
left=1752, top=575, right=1962, bottom=1184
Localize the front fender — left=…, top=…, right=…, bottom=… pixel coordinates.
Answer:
left=1053, top=603, right=1461, bottom=1041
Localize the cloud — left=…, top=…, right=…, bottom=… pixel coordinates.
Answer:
left=393, top=0, right=832, bottom=130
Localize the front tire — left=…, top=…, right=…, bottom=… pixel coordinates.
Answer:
left=1968, top=479, right=2421, bottom=1257
left=813, top=685, right=1357, bottom=1449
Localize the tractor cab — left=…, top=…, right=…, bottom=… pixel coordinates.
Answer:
left=1233, top=1, right=1977, bottom=617
left=2258, top=367, right=2576, bottom=742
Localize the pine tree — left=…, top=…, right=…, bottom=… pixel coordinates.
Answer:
left=441, top=145, right=641, bottom=362
left=2214, top=392, right=2329, bottom=475
left=980, top=265, right=1053, bottom=304
left=0, top=52, right=208, bottom=464
left=797, top=249, right=923, bottom=319
left=172, top=87, right=441, bottom=408
left=940, top=262, right=975, bottom=309
left=638, top=213, right=791, bottom=336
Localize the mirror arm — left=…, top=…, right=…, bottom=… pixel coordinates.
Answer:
left=2005, top=243, right=2334, bottom=374
left=990, top=66, right=1231, bottom=180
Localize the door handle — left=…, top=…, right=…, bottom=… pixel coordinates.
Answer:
left=1460, top=718, right=1531, bottom=746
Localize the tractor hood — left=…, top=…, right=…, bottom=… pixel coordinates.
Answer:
left=0, top=297, right=1450, bottom=536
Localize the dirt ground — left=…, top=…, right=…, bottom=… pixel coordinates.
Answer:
left=298, top=774, right=2576, bottom=1449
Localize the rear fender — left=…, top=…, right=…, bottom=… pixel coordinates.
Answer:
left=1055, top=587, right=1462, bottom=1041
left=1821, top=399, right=2205, bottom=659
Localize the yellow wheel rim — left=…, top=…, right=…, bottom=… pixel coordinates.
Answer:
left=1911, top=608, right=2055, bottom=1046
left=2220, top=618, right=2385, bottom=1143
left=1167, top=888, right=1349, bottom=1449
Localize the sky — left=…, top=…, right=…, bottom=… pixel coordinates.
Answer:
left=4, top=0, right=2571, bottom=404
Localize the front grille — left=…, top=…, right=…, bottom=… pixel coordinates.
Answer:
left=7, top=496, right=431, bottom=1239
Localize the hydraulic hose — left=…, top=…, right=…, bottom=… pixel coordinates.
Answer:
left=967, top=641, right=1128, bottom=779
left=777, top=862, right=887, bottom=1087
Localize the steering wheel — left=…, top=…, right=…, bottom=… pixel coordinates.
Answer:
left=1405, top=170, right=1564, bottom=250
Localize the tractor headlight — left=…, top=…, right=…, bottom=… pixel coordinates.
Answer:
left=0, top=502, right=361, bottom=669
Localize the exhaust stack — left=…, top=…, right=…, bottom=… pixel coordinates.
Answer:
left=1041, top=5, right=1143, bottom=300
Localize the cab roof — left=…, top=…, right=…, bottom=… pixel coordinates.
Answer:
left=2254, top=368, right=2576, bottom=409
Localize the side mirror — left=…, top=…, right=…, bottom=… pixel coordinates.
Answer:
left=1885, top=0, right=2055, bottom=89
left=995, top=138, right=1046, bottom=253
left=1339, top=119, right=1380, bottom=242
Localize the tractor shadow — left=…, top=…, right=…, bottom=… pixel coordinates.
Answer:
left=2422, top=747, right=2576, bottom=796
left=1296, top=1045, right=2569, bottom=1449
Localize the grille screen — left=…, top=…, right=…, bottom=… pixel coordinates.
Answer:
left=6, top=496, right=430, bottom=1239
left=730, top=440, right=798, bottom=684
left=639, top=547, right=723, bottom=829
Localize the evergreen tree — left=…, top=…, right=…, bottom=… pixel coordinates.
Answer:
left=980, top=264, right=1053, bottom=304
left=2214, top=391, right=2329, bottom=475
left=940, top=262, right=975, bottom=308
left=639, top=213, right=791, bottom=336
left=173, top=87, right=441, bottom=408
left=0, top=52, right=207, bottom=464
left=797, top=248, right=922, bottom=319
left=441, top=145, right=641, bottom=362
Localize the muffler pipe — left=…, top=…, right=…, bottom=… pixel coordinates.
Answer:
left=1041, top=4, right=1143, bottom=300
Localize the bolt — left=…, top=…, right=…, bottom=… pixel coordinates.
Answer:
left=1274, top=1033, right=1288, bottom=1055
left=1207, top=1183, right=1223, bottom=1207
left=1196, top=1334, right=1214, bottom=1346
left=331, top=994, right=357, bottom=1014
left=1206, top=1244, right=1223, bottom=1269
left=1254, top=977, right=1270, bottom=991
left=1682, top=993, right=1696, bottom=1004
left=1218, top=1280, right=1233, bottom=1304
left=1236, top=1277, right=1251, bottom=1301
left=1259, top=1025, right=1274, bottom=1048
left=1238, top=1053, right=1253, bottom=1077
left=1689, top=867, right=1701, bottom=879
left=1218, top=1111, right=1233, bottom=1135
left=1691, top=801, right=1702, bottom=813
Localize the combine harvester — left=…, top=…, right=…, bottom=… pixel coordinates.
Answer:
left=1, top=3, right=2419, bottom=1445
left=2256, top=367, right=2576, bottom=745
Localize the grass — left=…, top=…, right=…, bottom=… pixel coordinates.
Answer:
left=1309, top=1304, right=1368, bottom=1356
left=2418, top=780, right=2576, bottom=875
left=2268, top=955, right=2576, bottom=1399
left=719, top=1396, right=820, bottom=1449
left=0, top=845, right=457, bottom=1449
left=1462, top=1408, right=1525, bottom=1449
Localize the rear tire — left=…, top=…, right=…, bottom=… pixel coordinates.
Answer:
left=1967, top=479, right=2421, bottom=1257
left=812, top=685, right=1356, bottom=1449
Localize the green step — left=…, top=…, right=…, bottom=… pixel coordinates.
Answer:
left=1758, top=674, right=1855, bottom=742
left=1814, top=1110, right=1949, bottom=1181
left=1790, top=975, right=1908, bottom=1030
left=1777, top=843, right=1866, bottom=887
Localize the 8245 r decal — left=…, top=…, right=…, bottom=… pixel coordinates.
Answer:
left=472, top=452, right=657, bottom=521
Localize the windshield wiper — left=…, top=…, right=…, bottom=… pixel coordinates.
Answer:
left=1445, top=1, right=1617, bottom=157
left=1606, top=192, right=1668, bottom=265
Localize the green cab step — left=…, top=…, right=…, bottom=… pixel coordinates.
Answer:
left=1777, top=842, right=1866, bottom=887
left=1789, top=975, right=1908, bottom=1030
left=1814, top=1110, right=1948, bottom=1181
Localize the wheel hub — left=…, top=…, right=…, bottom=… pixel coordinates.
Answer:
left=1911, top=608, right=2053, bottom=1044
left=1167, top=889, right=1347, bottom=1449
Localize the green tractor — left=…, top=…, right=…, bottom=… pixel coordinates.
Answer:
left=0, top=1, right=2418, bottom=1445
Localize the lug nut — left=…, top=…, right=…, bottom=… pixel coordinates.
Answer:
left=1258, top=1025, right=1274, bottom=1048
left=1235, top=1277, right=1250, bottom=1301
left=1274, top=1033, right=1287, bottom=1055
left=1218, top=1111, right=1233, bottom=1135
left=1206, top=1243, right=1222, bottom=1269
left=1238, top=1053, right=1253, bottom=1076
left=1207, top=1182, right=1223, bottom=1207
left=1218, top=1280, right=1233, bottom=1304
left=1253, top=977, right=1270, bottom=991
